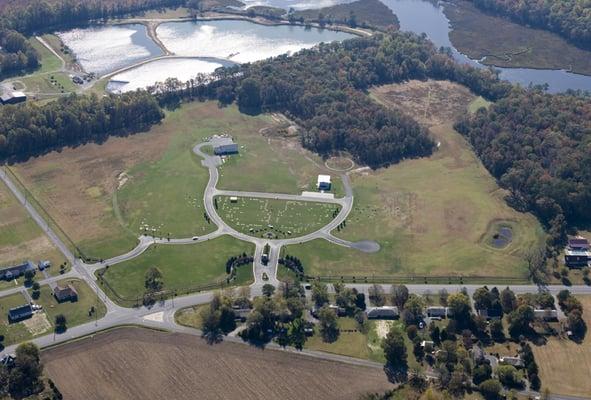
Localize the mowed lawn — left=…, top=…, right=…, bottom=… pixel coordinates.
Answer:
left=216, top=110, right=345, bottom=196
left=0, top=179, right=65, bottom=277
left=533, top=296, right=591, bottom=398
left=216, top=196, right=340, bottom=239
left=34, top=279, right=107, bottom=329
left=0, top=292, right=36, bottom=346
left=0, top=280, right=104, bottom=346
left=99, top=236, right=255, bottom=300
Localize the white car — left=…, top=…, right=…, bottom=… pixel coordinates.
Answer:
left=192, top=236, right=199, bottom=241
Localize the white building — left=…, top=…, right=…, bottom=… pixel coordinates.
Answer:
left=317, top=175, right=331, bottom=191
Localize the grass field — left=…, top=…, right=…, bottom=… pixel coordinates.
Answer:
left=305, top=318, right=420, bottom=368
left=174, top=304, right=208, bottom=330
left=98, top=236, right=254, bottom=301
left=33, top=279, right=106, bottom=330
left=0, top=179, right=65, bottom=274
left=10, top=101, right=344, bottom=259
left=216, top=110, right=345, bottom=196
left=532, top=296, right=591, bottom=398
left=12, top=102, right=238, bottom=259
left=20, top=72, right=76, bottom=95
left=216, top=196, right=340, bottom=239
left=285, top=81, right=544, bottom=278
left=42, top=327, right=392, bottom=400
left=445, top=0, right=591, bottom=76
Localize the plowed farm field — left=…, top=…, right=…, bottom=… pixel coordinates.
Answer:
left=42, top=328, right=392, bottom=400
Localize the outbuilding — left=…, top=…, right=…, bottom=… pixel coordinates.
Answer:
left=0, top=91, right=27, bottom=105
left=214, top=143, right=239, bottom=156
left=317, top=175, right=331, bottom=191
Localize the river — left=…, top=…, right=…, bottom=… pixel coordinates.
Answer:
left=244, top=0, right=591, bottom=92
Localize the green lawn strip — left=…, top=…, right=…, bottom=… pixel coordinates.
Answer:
left=329, top=124, right=544, bottom=278
left=216, top=196, right=340, bottom=239
left=175, top=304, right=208, bottom=330
left=29, top=37, right=62, bottom=74
left=98, top=236, right=254, bottom=301
left=40, top=34, right=76, bottom=67
left=32, top=279, right=107, bottom=329
left=0, top=292, right=35, bottom=347
left=284, top=238, right=403, bottom=277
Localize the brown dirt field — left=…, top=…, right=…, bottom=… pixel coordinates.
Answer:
left=532, top=296, right=591, bottom=398
left=370, top=80, right=475, bottom=127
left=43, top=328, right=392, bottom=400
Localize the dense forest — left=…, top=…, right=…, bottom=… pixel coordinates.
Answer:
left=455, top=89, right=591, bottom=246
left=469, top=0, right=591, bottom=49
left=0, top=91, right=163, bottom=160
left=0, top=0, right=185, bottom=34
left=152, top=32, right=511, bottom=168
left=292, top=0, right=399, bottom=30
left=0, top=28, right=38, bottom=77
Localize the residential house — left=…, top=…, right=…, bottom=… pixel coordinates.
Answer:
left=53, top=284, right=78, bottom=303
left=365, top=306, right=399, bottom=320
left=0, top=261, right=35, bottom=281
left=500, top=356, right=524, bottom=368
left=564, top=236, right=590, bottom=268
left=8, top=304, right=33, bottom=322
left=477, top=308, right=503, bottom=320
left=0, top=91, right=26, bottom=105
left=426, top=306, right=447, bottom=318
left=534, top=309, right=558, bottom=321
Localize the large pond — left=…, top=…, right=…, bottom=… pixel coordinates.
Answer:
left=240, top=0, right=355, bottom=10
left=57, top=24, right=163, bottom=76
left=156, top=20, right=355, bottom=64
left=106, top=57, right=232, bottom=93
left=242, top=0, right=591, bottom=92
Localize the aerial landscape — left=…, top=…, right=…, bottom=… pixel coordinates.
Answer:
left=0, top=0, right=590, bottom=399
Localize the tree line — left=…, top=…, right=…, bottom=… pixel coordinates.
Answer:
left=0, top=0, right=185, bottom=34
left=455, top=88, right=591, bottom=248
left=152, top=32, right=512, bottom=168
left=469, top=0, right=591, bottom=50
left=0, top=28, right=39, bottom=78
left=0, top=91, right=164, bottom=161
